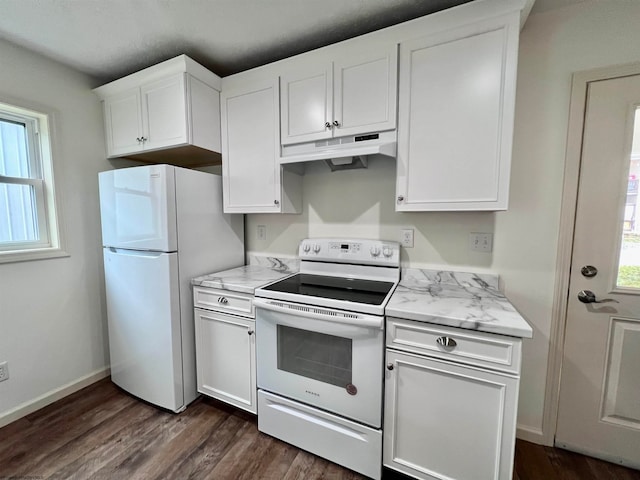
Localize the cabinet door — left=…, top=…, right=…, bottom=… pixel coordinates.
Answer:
left=141, top=73, right=188, bottom=151
left=103, top=88, right=143, bottom=157
left=384, top=350, right=518, bottom=480
left=396, top=13, right=519, bottom=211
left=333, top=47, right=398, bottom=137
left=280, top=65, right=332, bottom=145
left=221, top=79, right=283, bottom=213
left=194, top=308, right=256, bottom=414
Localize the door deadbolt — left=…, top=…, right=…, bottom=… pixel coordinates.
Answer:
left=581, top=265, right=598, bottom=278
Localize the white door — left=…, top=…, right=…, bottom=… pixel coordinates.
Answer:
left=395, top=13, right=519, bottom=211
left=103, top=248, right=183, bottom=411
left=333, top=47, right=398, bottom=137
left=141, top=73, right=188, bottom=151
left=194, top=308, right=256, bottom=413
left=280, top=65, right=332, bottom=145
left=98, top=164, right=177, bottom=251
left=556, top=73, right=640, bottom=468
left=104, top=88, right=143, bottom=157
left=384, top=350, right=518, bottom=480
left=221, top=79, right=282, bottom=213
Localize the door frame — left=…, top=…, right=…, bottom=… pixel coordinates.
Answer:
left=543, top=61, right=640, bottom=446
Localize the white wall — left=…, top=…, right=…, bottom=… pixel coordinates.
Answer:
left=0, top=39, right=111, bottom=424
left=246, top=0, right=640, bottom=442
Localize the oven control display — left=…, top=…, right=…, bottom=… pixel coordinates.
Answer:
left=330, top=242, right=361, bottom=253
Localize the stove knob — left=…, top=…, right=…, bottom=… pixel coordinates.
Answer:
left=313, top=244, right=321, bottom=253
left=370, top=246, right=380, bottom=257
left=383, top=247, right=392, bottom=258
left=302, top=243, right=311, bottom=253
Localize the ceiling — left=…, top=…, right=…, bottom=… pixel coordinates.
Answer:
left=0, top=0, right=582, bottom=87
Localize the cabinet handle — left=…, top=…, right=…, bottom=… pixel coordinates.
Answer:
left=436, top=336, right=457, bottom=348
left=247, top=330, right=254, bottom=336
left=386, top=363, right=394, bottom=371
left=333, top=120, right=340, bottom=128
left=397, top=195, right=404, bottom=203
left=136, top=137, right=142, bottom=143
left=274, top=199, right=279, bottom=205
left=218, top=297, right=228, bottom=305
left=324, top=122, right=332, bottom=129
left=141, top=137, right=147, bottom=142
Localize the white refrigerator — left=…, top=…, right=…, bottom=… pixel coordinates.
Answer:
left=98, top=164, right=244, bottom=412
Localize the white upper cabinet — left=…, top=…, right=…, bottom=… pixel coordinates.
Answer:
left=104, top=88, right=143, bottom=157
left=140, top=74, right=188, bottom=152
left=95, top=55, right=222, bottom=167
left=395, top=12, right=520, bottom=211
left=280, top=65, right=332, bottom=145
left=280, top=47, right=398, bottom=145
left=221, top=78, right=301, bottom=214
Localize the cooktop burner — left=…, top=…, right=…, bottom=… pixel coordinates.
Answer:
left=261, top=273, right=395, bottom=306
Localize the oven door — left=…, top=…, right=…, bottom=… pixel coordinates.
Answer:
left=254, top=298, right=384, bottom=428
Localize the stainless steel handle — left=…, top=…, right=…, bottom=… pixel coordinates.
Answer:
left=333, top=120, right=340, bottom=127
left=397, top=195, right=404, bottom=202
left=436, top=336, right=457, bottom=348
left=247, top=330, right=254, bottom=336
left=325, top=122, right=332, bottom=129
left=218, top=297, right=229, bottom=305
left=387, top=363, right=394, bottom=371
left=577, top=289, right=618, bottom=304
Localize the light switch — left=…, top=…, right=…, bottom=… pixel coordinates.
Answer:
left=469, top=232, right=492, bottom=253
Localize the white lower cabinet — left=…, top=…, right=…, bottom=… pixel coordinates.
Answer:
left=194, top=306, right=256, bottom=414
left=384, top=318, right=521, bottom=480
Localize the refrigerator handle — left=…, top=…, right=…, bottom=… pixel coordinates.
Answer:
left=107, top=247, right=167, bottom=258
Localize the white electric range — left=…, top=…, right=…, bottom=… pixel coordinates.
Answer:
left=254, top=238, right=400, bottom=480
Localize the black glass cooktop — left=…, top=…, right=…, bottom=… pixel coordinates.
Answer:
left=262, top=273, right=395, bottom=305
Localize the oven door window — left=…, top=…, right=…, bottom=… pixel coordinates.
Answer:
left=277, top=325, right=352, bottom=388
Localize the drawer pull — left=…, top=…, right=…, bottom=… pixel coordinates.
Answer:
left=436, top=336, right=457, bottom=349
left=218, top=297, right=229, bottom=305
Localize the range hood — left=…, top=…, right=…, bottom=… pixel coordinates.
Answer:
left=279, top=131, right=396, bottom=167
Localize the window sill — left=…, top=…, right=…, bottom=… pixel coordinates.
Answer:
left=0, top=247, right=70, bottom=264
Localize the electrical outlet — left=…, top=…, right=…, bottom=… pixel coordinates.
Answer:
left=401, top=228, right=414, bottom=248
left=257, top=225, right=266, bottom=241
left=0, top=361, right=9, bottom=382
left=469, top=232, right=493, bottom=253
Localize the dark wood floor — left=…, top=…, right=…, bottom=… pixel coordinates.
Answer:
left=1, top=379, right=638, bottom=480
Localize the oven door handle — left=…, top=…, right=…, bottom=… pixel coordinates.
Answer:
left=253, top=298, right=384, bottom=329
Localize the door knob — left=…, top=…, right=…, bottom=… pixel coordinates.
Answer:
left=577, top=290, right=618, bottom=304
left=577, top=290, right=599, bottom=303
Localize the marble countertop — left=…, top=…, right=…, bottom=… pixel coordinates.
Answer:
left=386, top=269, right=533, bottom=339
left=191, top=257, right=297, bottom=294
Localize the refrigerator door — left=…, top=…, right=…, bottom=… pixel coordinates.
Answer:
left=99, top=165, right=177, bottom=251
left=103, top=247, right=184, bottom=412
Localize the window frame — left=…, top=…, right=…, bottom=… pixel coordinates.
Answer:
left=0, top=100, right=67, bottom=263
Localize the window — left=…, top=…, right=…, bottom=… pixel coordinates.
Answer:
left=0, top=101, right=64, bottom=262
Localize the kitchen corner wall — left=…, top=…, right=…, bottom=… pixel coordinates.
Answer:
left=247, top=0, right=640, bottom=443
left=0, top=39, right=110, bottom=424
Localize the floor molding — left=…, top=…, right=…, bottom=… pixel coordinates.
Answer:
left=0, top=367, right=110, bottom=428
left=516, top=424, right=547, bottom=445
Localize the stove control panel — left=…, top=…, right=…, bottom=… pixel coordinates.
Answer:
left=298, top=238, right=400, bottom=266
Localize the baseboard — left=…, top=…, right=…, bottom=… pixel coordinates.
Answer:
left=516, top=424, right=548, bottom=445
left=0, top=367, right=111, bottom=429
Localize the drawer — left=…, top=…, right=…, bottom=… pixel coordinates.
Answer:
left=193, top=286, right=254, bottom=318
left=386, top=317, right=521, bottom=374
